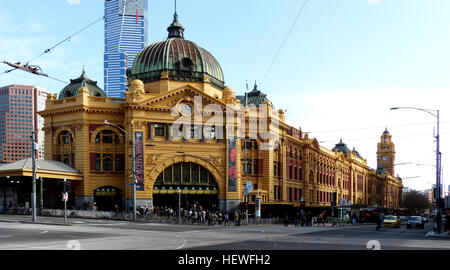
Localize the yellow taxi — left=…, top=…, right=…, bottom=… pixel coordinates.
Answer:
left=384, top=215, right=401, bottom=228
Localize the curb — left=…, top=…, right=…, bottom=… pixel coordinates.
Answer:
left=0, top=219, right=75, bottom=226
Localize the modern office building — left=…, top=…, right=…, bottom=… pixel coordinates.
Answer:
left=104, top=0, right=148, bottom=98
left=0, top=85, right=49, bottom=162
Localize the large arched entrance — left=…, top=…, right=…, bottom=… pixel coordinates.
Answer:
left=94, top=186, right=123, bottom=211
left=153, top=162, right=219, bottom=210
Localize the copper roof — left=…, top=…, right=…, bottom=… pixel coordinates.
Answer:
left=129, top=13, right=225, bottom=89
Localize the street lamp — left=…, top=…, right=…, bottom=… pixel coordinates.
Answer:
left=104, top=120, right=137, bottom=222
left=390, top=107, right=441, bottom=224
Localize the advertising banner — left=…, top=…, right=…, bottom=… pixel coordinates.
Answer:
left=135, top=132, right=144, bottom=191
left=228, top=137, right=237, bottom=192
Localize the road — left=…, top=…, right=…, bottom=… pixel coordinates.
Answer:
left=0, top=217, right=447, bottom=250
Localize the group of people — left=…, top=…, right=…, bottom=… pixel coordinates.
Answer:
left=286, top=210, right=315, bottom=227
left=131, top=202, right=250, bottom=226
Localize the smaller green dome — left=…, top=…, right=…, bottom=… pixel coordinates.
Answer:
left=59, top=69, right=106, bottom=99
left=332, top=139, right=350, bottom=154
left=237, top=83, right=274, bottom=109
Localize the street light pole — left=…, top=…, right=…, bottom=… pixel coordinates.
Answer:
left=31, top=130, right=37, bottom=222
left=104, top=120, right=136, bottom=222
left=390, top=107, right=441, bottom=225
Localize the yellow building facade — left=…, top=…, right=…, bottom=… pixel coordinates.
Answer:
left=39, top=13, right=402, bottom=214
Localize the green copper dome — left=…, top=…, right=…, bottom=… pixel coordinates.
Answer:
left=59, top=69, right=106, bottom=99
left=129, top=13, right=225, bottom=89
left=332, top=139, right=350, bottom=154
left=237, top=83, right=274, bottom=109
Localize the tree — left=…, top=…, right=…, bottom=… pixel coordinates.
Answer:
left=400, top=190, right=431, bottom=212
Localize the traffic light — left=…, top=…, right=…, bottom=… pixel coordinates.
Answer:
left=65, top=181, right=72, bottom=193
left=300, top=201, right=305, bottom=208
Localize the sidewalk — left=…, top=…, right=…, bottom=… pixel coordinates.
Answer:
left=0, top=214, right=122, bottom=226
left=425, top=230, right=450, bottom=239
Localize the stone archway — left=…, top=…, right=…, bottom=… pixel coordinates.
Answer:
left=148, top=155, right=225, bottom=195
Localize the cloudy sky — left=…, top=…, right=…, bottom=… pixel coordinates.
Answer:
left=0, top=0, right=449, bottom=193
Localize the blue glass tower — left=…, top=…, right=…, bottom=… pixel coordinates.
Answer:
left=104, top=0, right=148, bottom=98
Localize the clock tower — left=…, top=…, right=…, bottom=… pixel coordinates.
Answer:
left=377, top=128, right=396, bottom=176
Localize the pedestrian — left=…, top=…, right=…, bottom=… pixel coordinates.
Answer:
left=319, top=212, right=326, bottom=226
left=114, top=204, right=119, bottom=217
left=376, top=212, right=381, bottom=231
left=379, top=212, right=385, bottom=229
left=435, top=211, right=442, bottom=234
left=92, top=202, right=97, bottom=218
left=294, top=212, right=300, bottom=227
left=300, top=210, right=305, bottom=227
left=224, top=212, right=229, bottom=226
left=306, top=211, right=312, bottom=227
left=352, top=213, right=357, bottom=224
left=234, top=211, right=240, bottom=226
left=444, top=211, right=450, bottom=235
left=284, top=213, right=289, bottom=227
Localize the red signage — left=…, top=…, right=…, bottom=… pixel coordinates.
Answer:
left=135, top=132, right=144, bottom=191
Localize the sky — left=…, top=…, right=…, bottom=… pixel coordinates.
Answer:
left=0, top=0, right=449, bottom=193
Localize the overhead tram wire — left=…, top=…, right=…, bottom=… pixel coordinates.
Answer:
left=260, top=0, right=309, bottom=86
left=26, top=15, right=105, bottom=65
left=2, top=15, right=104, bottom=83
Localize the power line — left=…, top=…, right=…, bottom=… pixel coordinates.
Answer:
left=260, top=0, right=309, bottom=86
left=26, top=15, right=105, bottom=65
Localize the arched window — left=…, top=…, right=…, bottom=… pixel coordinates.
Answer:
left=95, top=130, right=120, bottom=144
left=55, top=130, right=74, bottom=167
left=92, top=129, right=124, bottom=172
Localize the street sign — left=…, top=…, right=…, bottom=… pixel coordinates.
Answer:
left=62, top=192, right=68, bottom=202
left=246, top=182, right=252, bottom=194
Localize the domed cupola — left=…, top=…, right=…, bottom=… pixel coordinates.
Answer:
left=129, top=12, right=225, bottom=90
left=332, top=139, right=350, bottom=154
left=58, top=69, right=106, bottom=99
left=238, top=83, right=274, bottom=109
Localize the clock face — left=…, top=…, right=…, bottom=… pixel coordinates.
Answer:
left=180, top=104, right=192, bottom=116
left=382, top=155, right=388, bottom=161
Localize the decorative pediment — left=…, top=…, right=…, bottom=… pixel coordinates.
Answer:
left=131, top=85, right=228, bottom=112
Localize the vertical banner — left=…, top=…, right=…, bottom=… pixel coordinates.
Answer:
left=228, top=137, right=237, bottom=192
left=135, top=132, right=144, bottom=191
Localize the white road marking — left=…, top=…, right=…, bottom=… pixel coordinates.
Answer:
left=39, top=230, right=48, bottom=234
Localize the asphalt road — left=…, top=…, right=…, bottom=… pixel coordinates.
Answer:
left=0, top=218, right=447, bottom=250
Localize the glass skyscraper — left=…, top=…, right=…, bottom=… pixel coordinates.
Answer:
left=104, top=0, right=148, bottom=98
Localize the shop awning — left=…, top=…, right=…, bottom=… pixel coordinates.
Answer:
left=0, top=158, right=83, bottom=181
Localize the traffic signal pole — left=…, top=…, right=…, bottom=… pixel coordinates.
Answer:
left=64, top=178, right=67, bottom=225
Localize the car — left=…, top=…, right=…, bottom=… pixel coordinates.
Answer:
left=384, top=215, right=401, bottom=228
left=399, top=216, right=408, bottom=223
left=407, top=216, right=425, bottom=229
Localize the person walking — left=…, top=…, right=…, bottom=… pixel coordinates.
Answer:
left=319, top=212, right=326, bottom=226
left=92, top=203, right=97, bottom=218
left=224, top=212, right=229, bottom=226
left=284, top=213, right=289, bottom=227
left=435, top=211, right=442, bottom=234
left=294, top=212, right=300, bottom=227
left=379, top=212, right=385, bottom=230
left=306, top=211, right=312, bottom=227
left=444, top=211, right=450, bottom=235
left=376, top=212, right=381, bottom=231
left=300, top=210, right=305, bottom=227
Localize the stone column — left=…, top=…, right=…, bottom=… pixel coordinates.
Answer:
left=166, top=123, right=172, bottom=142
left=148, top=122, right=153, bottom=141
